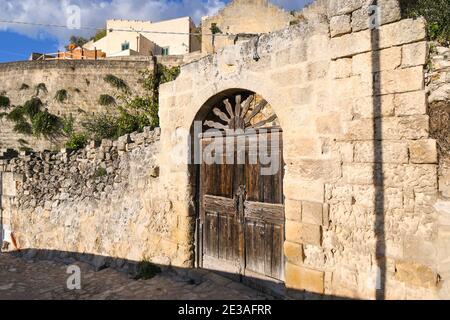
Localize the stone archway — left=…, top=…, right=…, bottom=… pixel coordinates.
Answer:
left=189, top=89, right=286, bottom=294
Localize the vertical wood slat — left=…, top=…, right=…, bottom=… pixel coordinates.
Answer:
left=204, top=212, right=219, bottom=258
left=272, top=224, right=284, bottom=279
left=264, top=223, right=274, bottom=277
left=200, top=130, right=285, bottom=283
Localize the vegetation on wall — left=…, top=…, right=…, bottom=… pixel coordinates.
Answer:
left=55, top=89, right=68, bottom=103
left=210, top=23, right=222, bottom=34
left=18, top=139, right=32, bottom=152
left=7, top=106, right=26, bottom=123
left=93, top=167, right=107, bottom=178
left=66, top=133, right=88, bottom=150
left=31, top=111, right=61, bottom=138
left=6, top=97, right=62, bottom=139
left=23, top=97, right=43, bottom=119
left=13, top=121, right=33, bottom=135
left=400, top=0, right=450, bottom=44
left=82, top=113, right=120, bottom=141
left=104, top=74, right=128, bottom=91
left=0, top=95, right=10, bottom=108
left=98, top=94, right=116, bottom=106
left=81, top=65, right=179, bottom=141
left=2, top=65, right=180, bottom=149
left=35, top=83, right=48, bottom=96
left=20, top=83, right=30, bottom=91
left=61, top=115, right=88, bottom=150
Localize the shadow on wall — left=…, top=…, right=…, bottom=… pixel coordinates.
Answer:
left=1, top=249, right=352, bottom=300
left=371, top=0, right=386, bottom=300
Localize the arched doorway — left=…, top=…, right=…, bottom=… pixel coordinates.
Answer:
left=193, top=89, right=285, bottom=294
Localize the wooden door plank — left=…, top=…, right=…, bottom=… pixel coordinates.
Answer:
left=264, top=223, right=274, bottom=277
left=272, top=224, right=284, bottom=279
left=218, top=213, right=228, bottom=260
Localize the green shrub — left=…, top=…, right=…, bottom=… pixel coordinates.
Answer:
left=104, top=74, right=128, bottom=91
left=135, top=258, right=161, bottom=280
left=0, top=95, right=10, bottom=108
left=98, top=94, right=116, bottom=106
left=35, top=83, right=48, bottom=96
left=7, top=106, right=25, bottom=122
left=23, top=98, right=43, bottom=119
left=94, top=167, right=107, bottom=178
left=0, top=112, right=8, bottom=119
left=156, top=64, right=180, bottom=85
left=210, top=23, right=222, bottom=35
left=82, top=113, right=120, bottom=140
left=62, top=114, right=75, bottom=136
left=55, top=89, right=68, bottom=103
left=19, top=83, right=30, bottom=91
left=81, top=66, right=179, bottom=141
left=31, top=111, right=61, bottom=138
left=66, top=133, right=88, bottom=150
left=13, top=121, right=32, bottom=135
left=92, top=28, right=107, bottom=42
left=400, top=0, right=450, bottom=44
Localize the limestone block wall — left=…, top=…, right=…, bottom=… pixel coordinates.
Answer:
left=0, top=59, right=154, bottom=151
left=201, top=0, right=293, bottom=54
left=160, top=0, right=448, bottom=299
left=0, top=128, right=189, bottom=268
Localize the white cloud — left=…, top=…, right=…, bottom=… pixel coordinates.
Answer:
left=0, top=0, right=312, bottom=47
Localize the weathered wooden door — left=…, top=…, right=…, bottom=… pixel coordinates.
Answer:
left=198, top=93, right=285, bottom=285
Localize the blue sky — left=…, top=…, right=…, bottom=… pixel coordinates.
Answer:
left=0, top=0, right=312, bottom=63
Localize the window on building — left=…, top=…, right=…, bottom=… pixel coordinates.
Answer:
left=162, top=47, right=170, bottom=56
left=121, top=42, right=130, bottom=51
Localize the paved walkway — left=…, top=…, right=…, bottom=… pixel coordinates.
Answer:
left=0, top=253, right=271, bottom=300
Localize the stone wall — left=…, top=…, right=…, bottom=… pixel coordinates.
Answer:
left=0, top=59, right=154, bottom=151
left=427, top=43, right=450, bottom=300
left=427, top=45, right=450, bottom=199
left=0, top=128, right=189, bottom=268
left=201, top=0, right=293, bottom=55
left=1, top=0, right=450, bottom=300
left=159, top=0, right=450, bottom=299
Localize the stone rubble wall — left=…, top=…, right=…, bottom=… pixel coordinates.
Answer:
left=427, top=43, right=450, bottom=300
left=427, top=45, right=450, bottom=199
left=159, top=0, right=449, bottom=299
left=0, top=128, right=189, bottom=269
left=1, top=0, right=449, bottom=300
left=0, top=59, right=155, bottom=151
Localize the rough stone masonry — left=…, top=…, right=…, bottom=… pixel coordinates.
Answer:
left=1, top=0, right=450, bottom=300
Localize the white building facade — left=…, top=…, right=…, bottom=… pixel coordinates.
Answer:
left=84, top=17, right=201, bottom=57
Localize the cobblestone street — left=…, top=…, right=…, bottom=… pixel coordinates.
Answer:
left=0, top=253, right=271, bottom=300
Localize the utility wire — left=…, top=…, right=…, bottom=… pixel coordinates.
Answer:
left=0, top=19, right=254, bottom=37
left=0, top=49, right=28, bottom=57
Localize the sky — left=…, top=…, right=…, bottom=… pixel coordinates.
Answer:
left=0, top=0, right=313, bottom=63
